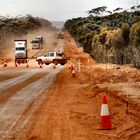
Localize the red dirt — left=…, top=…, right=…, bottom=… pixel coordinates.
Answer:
left=12, top=32, right=140, bottom=140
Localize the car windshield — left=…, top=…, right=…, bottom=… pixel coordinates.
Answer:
left=50, top=53, right=54, bottom=57
left=44, top=53, right=50, bottom=57
left=16, top=47, right=25, bottom=51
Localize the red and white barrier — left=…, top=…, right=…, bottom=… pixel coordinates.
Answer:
left=100, top=96, right=112, bottom=129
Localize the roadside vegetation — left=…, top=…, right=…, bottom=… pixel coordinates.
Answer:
left=0, top=14, right=56, bottom=61
left=0, top=14, right=55, bottom=38
left=64, top=6, right=140, bottom=68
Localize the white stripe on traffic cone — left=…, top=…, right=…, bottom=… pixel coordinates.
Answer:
left=71, top=68, right=76, bottom=77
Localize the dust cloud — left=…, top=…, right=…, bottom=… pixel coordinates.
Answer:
left=0, top=27, right=57, bottom=61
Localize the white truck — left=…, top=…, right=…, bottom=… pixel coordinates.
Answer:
left=31, top=36, right=43, bottom=49
left=36, top=51, right=69, bottom=65
left=56, top=32, right=64, bottom=39
left=15, top=40, right=28, bottom=63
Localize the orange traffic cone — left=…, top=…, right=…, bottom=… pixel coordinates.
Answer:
left=3, top=59, right=7, bottom=68
left=68, top=64, right=72, bottom=70
left=26, top=63, right=29, bottom=68
left=39, top=64, right=43, bottom=68
left=26, top=59, right=30, bottom=68
left=52, top=64, right=56, bottom=69
left=26, top=64, right=29, bottom=68
left=71, top=67, right=76, bottom=77
left=100, top=96, right=112, bottom=129
left=15, top=62, right=18, bottom=67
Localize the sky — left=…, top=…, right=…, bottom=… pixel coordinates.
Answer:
left=0, top=0, right=138, bottom=21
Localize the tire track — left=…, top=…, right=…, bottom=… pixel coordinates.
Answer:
left=0, top=74, right=22, bottom=82
left=0, top=72, right=48, bottom=105
left=0, top=65, right=57, bottom=91
left=0, top=71, right=37, bottom=91
left=0, top=67, right=62, bottom=139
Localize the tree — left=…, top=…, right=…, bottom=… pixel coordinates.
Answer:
left=113, top=7, right=123, bottom=13
left=105, top=11, right=112, bottom=15
left=121, top=23, right=130, bottom=45
left=131, top=23, right=140, bottom=47
left=87, top=6, right=107, bottom=16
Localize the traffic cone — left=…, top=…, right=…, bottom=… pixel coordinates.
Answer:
left=68, top=64, right=72, bottom=70
left=39, top=64, right=43, bottom=68
left=100, top=96, right=112, bottom=129
left=71, top=67, right=76, bottom=77
left=15, top=62, right=18, bottom=67
left=26, top=63, right=29, bottom=68
left=3, top=59, right=7, bottom=68
left=52, top=64, right=56, bottom=69
left=26, top=64, right=29, bottom=68
left=26, top=59, right=30, bottom=68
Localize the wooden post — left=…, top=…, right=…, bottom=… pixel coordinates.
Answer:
left=77, top=59, right=81, bottom=73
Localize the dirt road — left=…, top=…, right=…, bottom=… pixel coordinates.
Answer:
left=7, top=32, right=138, bottom=140
left=0, top=32, right=140, bottom=140
left=0, top=64, right=63, bottom=139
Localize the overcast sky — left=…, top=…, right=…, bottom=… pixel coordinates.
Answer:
left=0, top=0, right=138, bottom=21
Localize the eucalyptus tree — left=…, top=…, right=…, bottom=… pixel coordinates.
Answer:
left=87, top=6, right=107, bottom=17
left=105, top=11, right=112, bottom=15
left=113, top=7, right=123, bottom=13
left=137, top=4, right=140, bottom=8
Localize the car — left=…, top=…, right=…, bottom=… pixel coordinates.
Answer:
left=36, top=51, right=69, bottom=65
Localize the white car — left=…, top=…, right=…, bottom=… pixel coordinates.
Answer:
left=36, top=52, right=68, bottom=65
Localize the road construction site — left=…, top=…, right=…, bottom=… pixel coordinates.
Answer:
left=0, top=31, right=140, bottom=140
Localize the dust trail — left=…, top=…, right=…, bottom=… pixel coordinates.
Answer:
left=0, top=27, right=57, bottom=61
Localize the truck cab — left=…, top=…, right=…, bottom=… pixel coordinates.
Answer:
left=31, top=36, right=43, bottom=49
left=15, top=40, right=27, bottom=63
left=31, top=39, right=41, bottom=49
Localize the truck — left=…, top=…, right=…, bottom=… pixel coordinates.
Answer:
left=15, top=40, right=28, bottom=63
left=31, top=36, right=43, bottom=49
left=56, top=32, right=64, bottom=39
left=36, top=51, right=69, bottom=65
